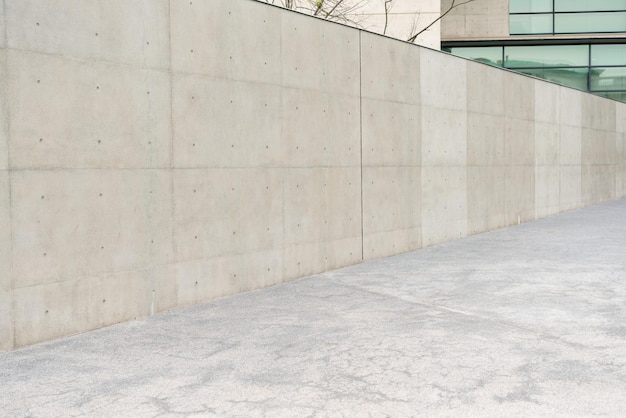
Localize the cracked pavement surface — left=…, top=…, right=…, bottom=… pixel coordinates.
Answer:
left=1, top=199, right=626, bottom=417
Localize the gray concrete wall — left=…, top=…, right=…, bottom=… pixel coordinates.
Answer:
left=441, top=0, right=509, bottom=40
left=1, top=0, right=625, bottom=351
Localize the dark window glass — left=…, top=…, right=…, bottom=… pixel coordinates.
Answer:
left=510, top=14, right=553, bottom=34
left=516, top=67, right=589, bottom=90
left=591, top=45, right=626, bottom=66
left=504, top=45, right=588, bottom=68
left=590, top=67, right=626, bottom=90
left=555, top=0, right=626, bottom=12
left=510, top=0, right=552, bottom=13
left=446, top=47, right=503, bottom=66
left=555, top=12, right=626, bottom=33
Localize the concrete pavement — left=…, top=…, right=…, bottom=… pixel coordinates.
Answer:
left=1, top=199, right=626, bottom=417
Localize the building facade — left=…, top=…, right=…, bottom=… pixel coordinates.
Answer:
left=441, top=0, right=626, bottom=102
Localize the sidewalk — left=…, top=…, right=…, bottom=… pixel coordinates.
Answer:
left=1, top=199, right=625, bottom=417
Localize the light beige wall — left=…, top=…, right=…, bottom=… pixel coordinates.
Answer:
left=361, top=32, right=422, bottom=259
left=441, top=0, right=509, bottom=40
left=357, top=0, right=441, bottom=48
left=1, top=0, right=625, bottom=351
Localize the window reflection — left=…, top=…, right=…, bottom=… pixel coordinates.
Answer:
left=555, top=12, right=626, bottom=33
left=591, top=67, right=626, bottom=91
left=591, top=45, right=626, bottom=66
left=510, top=0, right=626, bottom=35
left=516, top=68, right=589, bottom=90
left=510, top=0, right=552, bottom=13
left=445, top=43, right=626, bottom=103
left=510, top=14, right=553, bottom=34
left=555, top=0, right=626, bottom=12
left=445, top=47, right=502, bottom=66
left=504, top=45, right=588, bottom=67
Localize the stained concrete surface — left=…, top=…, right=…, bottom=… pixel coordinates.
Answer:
left=1, top=199, right=626, bottom=417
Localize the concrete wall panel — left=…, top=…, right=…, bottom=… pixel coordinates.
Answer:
left=535, top=166, right=561, bottom=218
left=362, top=98, right=420, bottom=167
left=582, top=165, right=616, bottom=205
left=363, top=167, right=420, bottom=231
left=283, top=168, right=360, bottom=246
left=173, top=168, right=283, bottom=262
left=535, top=122, right=560, bottom=166
left=0, top=170, right=10, bottom=351
left=174, top=257, right=244, bottom=307
left=282, top=88, right=361, bottom=168
left=582, top=94, right=616, bottom=131
left=13, top=269, right=153, bottom=348
left=560, top=165, right=582, bottom=211
left=467, top=166, right=505, bottom=235
left=170, top=0, right=232, bottom=77
left=504, top=117, right=535, bottom=165
left=283, top=242, right=322, bottom=281
left=505, top=166, right=535, bottom=225
left=363, top=228, right=421, bottom=261
left=0, top=289, right=12, bottom=351
left=467, top=62, right=504, bottom=116
left=421, top=48, right=466, bottom=109
left=560, top=125, right=582, bottom=165
left=5, top=0, right=169, bottom=68
left=363, top=167, right=420, bottom=259
left=282, top=11, right=360, bottom=95
left=421, top=166, right=467, bottom=246
left=618, top=134, right=626, bottom=197
left=535, top=81, right=560, bottom=124
left=441, top=0, right=509, bottom=40
left=8, top=51, right=171, bottom=169
left=0, top=50, right=7, bottom=171
left=11, top=169, right=172, bottom=288
left=582, top=129, right=616, bottom=166
left=172, top=75, right=282, bottom=168
left=467, top=112, right=504, bottom=166
left=504, top=72, right=535, bottom=120
left=560, top=88, right=582, bottom=127
left=229, top=1, right=282, bottom=85
left=617, top=104, right=626, bottom=133
left=422, top=107, right=466, bottom=166
left=0, top=47, right=7, bottom=352
left=0, top=4, right=5, bottom=49
left=170, top=0, right=285, bottom=84
left=361, top=32, right=419, bottom=104
left=0, top=172, right=8, bottom=292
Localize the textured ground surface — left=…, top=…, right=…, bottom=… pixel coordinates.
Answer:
left=1, top=199, right=625, bottom=417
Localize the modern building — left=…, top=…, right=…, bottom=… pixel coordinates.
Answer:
left=441, top=0, right=626, bottom=102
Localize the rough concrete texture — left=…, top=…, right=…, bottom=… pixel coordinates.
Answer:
left=441, top=0, right=509, bottom=40
left=2, top=0, right=626, bottom=351
left=1, top=199, right=625, bottom=416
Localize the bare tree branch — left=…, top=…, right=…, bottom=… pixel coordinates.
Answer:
left=407, top=0, right=475, bottom=43
left=260, top=0, right=367, bottom=27
left=383, top=0, right=393, bottom=35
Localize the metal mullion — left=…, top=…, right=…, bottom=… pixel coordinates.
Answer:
left=552, top=0, right=556, bottom=36
left=587, top=44, right=591, bottom=91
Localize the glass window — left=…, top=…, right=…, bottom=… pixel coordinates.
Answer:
left=591, top=44, right=626, bottom=66
left=555, top=12, right=626, bottom=33
left=594, top=91, right=626, bottom=102
left=504, top=45, right=588, bottom=68
left=446, top=47, right=503, bottom=66
left=555, top=0, right=626, bottom=12
left=590, top=67, right=626, bottom=90
left=516, top=67, right=589, bottom=90
left=510, top=0, right=552, bottom=13
left=510, top=14, right=553, bottom=34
